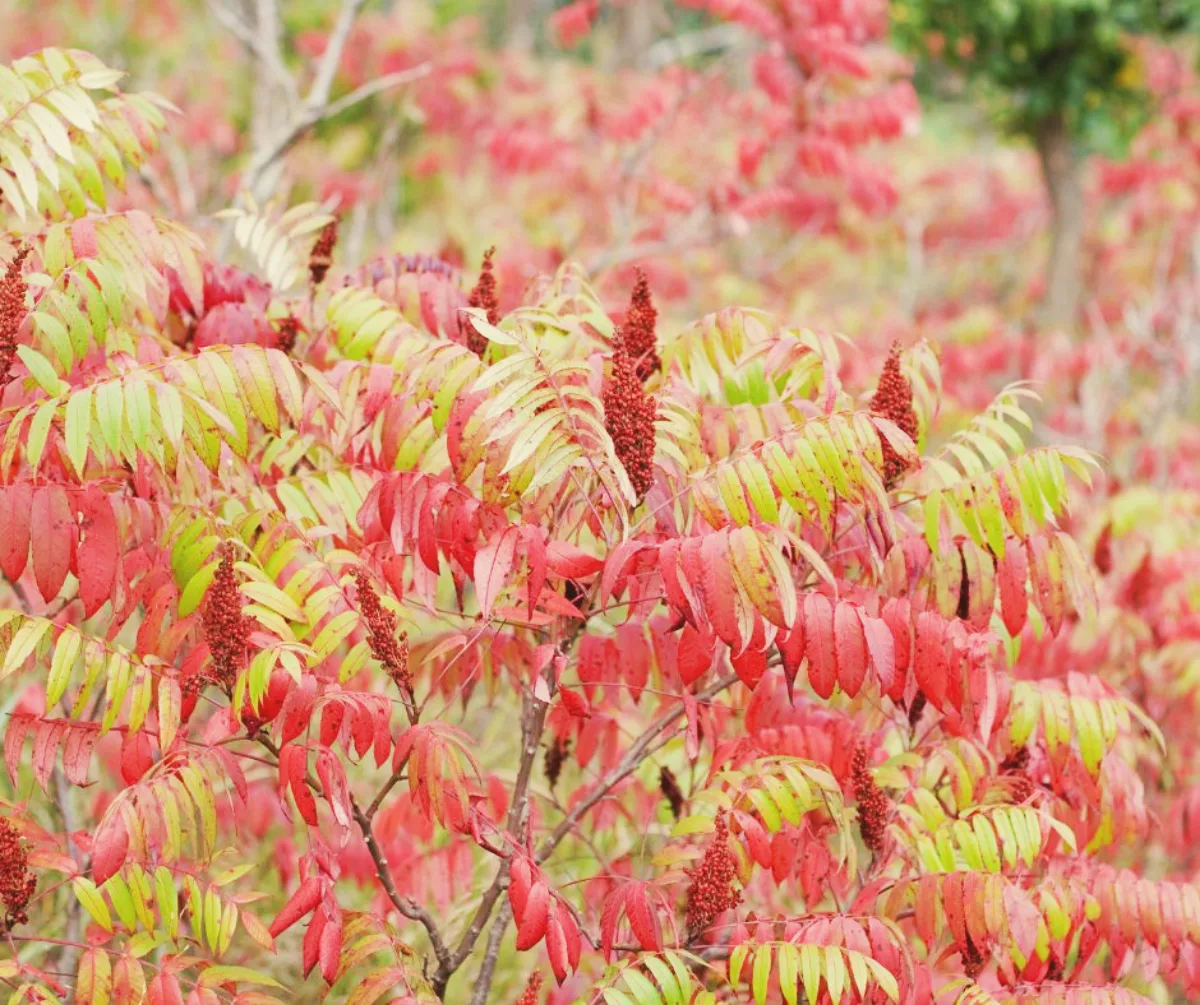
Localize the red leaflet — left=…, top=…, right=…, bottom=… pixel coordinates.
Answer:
left=677, top=622, right=715, bottom=686
left=279, top=674, right=318, bottom=747
left=833, top=600, right=867, bottom=697
left=559, top=686, right=591, bottom=718
left=731, top=645, right=766, bottom=690
left=77, top=486, right=119, bottom=618
left=31, top=484, right=74, bottom=603
left=4, top=714, right=31, bottom=786
left=147, top=973, right=184, bottom=1005
left=700, top=532, right=742, bottom=648
left=859, top=611, right=895, bottom=693
left=0, top=482, right=31, bottom=581
left=515, top=881, right=550, bottom=951
left=91, top=811, right=129, bottom=885
left=474, top=525, right=519, bottom=618
left=803, top=592, right=837, bottom=700
left=623, top=881, right=660, bottom=952
left=509, top=855, right=534, bottom=923
left=61, top=722, right=98, bottom=785
left=776, top=623, right=806, bottom=699
left=997, top=541, right=1029, bottom=637
left=545, top=913, right=569, bottom=984
left=880, top=598, right=912, bottom=702
left=318, top=901, right=343, bottom=984
left=302, top=900, right=324, bottom=977
left=555, top=899, right=582, bottom=971
left=268, top=876, right=323, bottom=937
left=913, top=611, right=948, bottom=710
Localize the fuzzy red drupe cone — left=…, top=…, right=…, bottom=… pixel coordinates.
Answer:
left=464, top=246, right=500, bottom=357
left=0, top=247, right=30, bottom=387
left=623, top=268, right=661, bottom=382
left=685, top=809, right=741, bottom=940
left=309, top=220, right=339, bottom=286
left=201, top=544, right=252, bottom=691
left=514, top=970, right=543, bottom=1004
left=0, top=817, right=36, bottom=934
left=869, top=341, right=919, bottom=489
left=353, top=569, right=412, bottom=691
left=851, top=743, right=891, bottom=854
left=603, top=335, right=657, bottom=502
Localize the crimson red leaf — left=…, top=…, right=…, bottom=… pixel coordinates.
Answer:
left=776, top=624, right=806, bottom=700
left=803, top=592, right=837, bottom=699
left=700, top=532, right=742, bottom=648
left=302, top=901, right=325, bottom=977
left=474, top=526, right=519, bottom=619
left=4, top=714, right=31, bottom=786
left=0, top=482, right=32, bottom=582
left=546, top=914, right=569, bottom=984
left=600, top=886, right=626, bottom=961
left=515, top=881, right=550, bottom=951
left=913, top=611, right=948, bottom=710
left=148, top=973, right=184, bottom=1005
left=318, top=902, right=343, bottom=984
left=997, top=542, right=1029, bottom=637
left=62, top=724, right=97, bottom=785
left=559, top=686, right=591, bottom=718
left=77, top=486, right=118, bottom=618
left=555, top=899, right=581, bottom=970
left=509, top=856, right=534, bottom=923
left=731, top=646, right=766, bottom=690
left=860, top=612, right=895, bottom=692
left=269, top=876, right=323, bottom=937
left=31, top=485, right=74, bottom=603
left=624, top=882, right=660, bottom=951
left=677, top=623, right=714, bottom=686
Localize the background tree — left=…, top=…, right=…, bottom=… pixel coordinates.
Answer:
left=892, top=0, right=1199, bottom=327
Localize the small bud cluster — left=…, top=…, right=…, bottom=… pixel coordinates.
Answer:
left=623, top=268, right=660, bottom=382
left=465, top=246, right=500, bottom=357
left=851, top=743, right=891, bottom=854
left=660, top=765, right=684, bottom=820
left=1000, top=746, right=1033, bottom=804
left=603, top=336, right=657, bottom=502
left=274, top=314, right=301, bottom=355
left=514, top=970, right=543, bottom=1005
left=685, top=809, right=740, bottom=939
left=543, top=735, right=570, bottom=790
left=0, top=247, right=30, bottom=387
left=869, top=341, right=918, bottom=489
left=0, top=817, right=36, bottom=935
left=962, top=934, right=985, bottom=980
left=907, top=691, right=927, bottom=729
left=309, top=220, right=338, bottom=286
left=353, top=569, right=411, bottom=691
left=201, top=544, right=252, bottom=691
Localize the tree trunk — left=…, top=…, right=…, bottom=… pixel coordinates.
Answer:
left=1034, top=113, right=1086, bottom=330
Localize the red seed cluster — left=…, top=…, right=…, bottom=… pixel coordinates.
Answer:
left=623, top=268, right=660, bottom=382
left=274, top=314, right=300, bottom=355
left=202, top=544, right=252, bottom=691
left=603, top=337, right=657, bottom=502
left=543, top=735, right=570, bottom=790
left=353, top=569, right=412, bottom=691
left=685, top=809, right=741, bottom=939
left=0, top=816, right=36, bottom=934
left=869, top=341, right=918, bottom=489
left=961, top=933, right=985, bottom=980
left=514, top=970, right=543, bottom=1005
left=0, top=247, right=30, bottom=387
left=851, top=744, right=891, bottom=854
left=309, top=220, right=339, bottom=286
left=660, top=765, right=684, bottom=820
left=464, top=246, right=500, bottom=357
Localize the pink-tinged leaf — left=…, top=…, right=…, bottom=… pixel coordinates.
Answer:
left=148, top=972, right=185, bottom=1005
left=474, top=526, right=519, bottom=618
left=913, top=611, right=948, bottom=710
left=316, top=751, right=353, bottom=830
left=833, top=600, right=867, bottom=697
left=509, top=856, right=534, bottom=923
left=269, top=876, right=323, bottom=938
left=860, top=612, right=896, bottom=692
left=546, top=540, right=602, bottom=578
left=33, top=720, right=66, bottom=791
left=700, top=532, right=742, bottom=648
left=657, top=539, right=694, bottom=620
left=0, top=482, right=31, bottom=582
left=625, top=882, right=660, bottom=951
left=120, top=731, right=155, bottom=785
left=71, top=218, right=99, bottom=259
left=5, top=714, right=31, bottom=786
left=515, top=881, right=550, bottom=951
left=731, top=646, right=767, bottom=690
left=77, top=486, right=119, bottom=618
left=677, top=623, right=714, bottom=686
left=803, top=592, right=837, bottom=700
left=91, top=812, right=129, bottom=884
left=280, top=674, right=318, bottom=747
left=880, top=599, right=911, bottom=702
left=997, top=542, right=1029, bottom=637
left=158, top=677, right=182, bottom=754
left=32, top=485, right=74, bottom=602
left=600, top=539, right=646, bottom=604
left=62, top=723, right=98, bottom=786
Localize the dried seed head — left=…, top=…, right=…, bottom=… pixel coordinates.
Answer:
left=623, top=268, right=660, bottom=382
left=0, top=817, right=36, bottom=935
left=354, top=569, right=412, bottom=691
left=544, top=735, right=570, bottom=790
left=0, top=247, right=31, bottom=387
left=851, top=743, right=891, bottom=854
left=660, top=766, right=684, bottom=820
left=869, top=341, right=918, bottom=489
left=685, top=809, right=740, bottom=939
left=309, top=220, right=339, bottom=286
left=603, top=336, right=657, bottom=502
left=464, top=246, right=500, bottom=357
